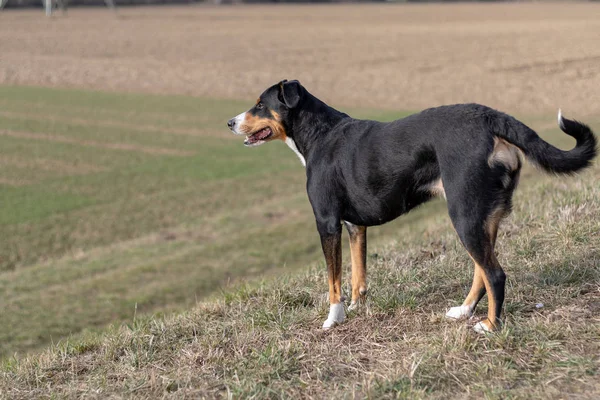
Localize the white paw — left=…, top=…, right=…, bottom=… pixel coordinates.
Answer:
left=445, top=304, right=474, bottom=320
left=322, top=303, right=346, bottom=329
left=348, top=301, right=358, bottom=312
left=473, top=321, right=492, bottom=334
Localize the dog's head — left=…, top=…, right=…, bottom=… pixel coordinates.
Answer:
left=227, top=80, right=303, bottom=147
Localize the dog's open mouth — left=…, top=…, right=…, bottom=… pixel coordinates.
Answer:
left=244, top=127, right=272, bottom=147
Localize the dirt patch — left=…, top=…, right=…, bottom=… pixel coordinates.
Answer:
left=1, top=4, right=600, bottom=115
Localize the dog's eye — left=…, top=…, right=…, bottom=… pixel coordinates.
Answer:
left=256, top=102, right=264, bottom=110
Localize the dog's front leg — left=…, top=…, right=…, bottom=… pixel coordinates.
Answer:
left=318, top=220, right=345, bottom=329
left=344, top=222, right=367, bottom=311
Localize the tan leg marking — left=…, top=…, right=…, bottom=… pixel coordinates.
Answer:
left=464, top=262, right=486, bottom=307
left=322, top=234, right=345, bottom=329
left=479, top=262, right=501, bottom=332
left=348, top=225, right=367, bottom=306
left=479, top=207, right=508, bottom=332
left=448, top=207, right=507, bottom=327
left=323, top=235, right=343, bottom=305
left=485, top=206, right=506, bottom=247
left=446, top=259, right=486, bottom=320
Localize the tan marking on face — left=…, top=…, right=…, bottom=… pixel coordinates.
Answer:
left=240, top=112, right=287, bottom=142
left=489, top=137, right=521, bottom=171
left=269, top=110, right=288, bottom=141
left=347, top=225, right=367, bottom=303
left=270, top=110, right=281, bottom=121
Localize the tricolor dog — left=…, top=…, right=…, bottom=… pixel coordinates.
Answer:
left=227, top=80, right=597, bottom=333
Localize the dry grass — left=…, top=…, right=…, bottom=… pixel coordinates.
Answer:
left=1, top=3, right=599, bottom=397
left=1, top=4, right=600, bottom=115
left=1, top=157, right=598, bottom=399
left=0, top=85, right=423, bottom=358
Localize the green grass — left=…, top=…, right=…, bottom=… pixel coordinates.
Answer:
left=1, top=85, right=598, bottom=398
left=0, top=85, right=415, bottom=359
left=1, top=141, right=598, bottom=398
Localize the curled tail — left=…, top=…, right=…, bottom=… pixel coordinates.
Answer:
left=492, top=110, right=597, bottom=174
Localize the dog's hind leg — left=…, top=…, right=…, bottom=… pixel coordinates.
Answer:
left=442, top=158, right=518, bottom=332
left=446, top=260, right=486, bottom=320
left=344, top=222, right=367, bottom=311
left=443, top=136, right=522, bottom=332
left=449, top=206, right=507, bottom=332
left=474, top=206, right=509, bottom=333
left=446, top=205, right=507, bottom=320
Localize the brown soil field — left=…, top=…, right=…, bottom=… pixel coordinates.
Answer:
left=1, top=3, right=600, bottom=115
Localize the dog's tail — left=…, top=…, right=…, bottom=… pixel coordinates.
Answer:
left=492, top=110, right=597, bottom=174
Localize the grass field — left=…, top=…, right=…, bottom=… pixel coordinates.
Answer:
left=1, top=2, right=599, bottom=398
left=0, top=85, right=432, bottom=358
left=1, top=115, right=598, bottom=397
left=1, top=84, right=598, bottom=398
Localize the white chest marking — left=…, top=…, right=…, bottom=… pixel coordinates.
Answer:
left=285, top=137, right=306, bottom=167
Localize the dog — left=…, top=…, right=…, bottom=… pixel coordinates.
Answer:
left=227, top=80, right=597, bottom=333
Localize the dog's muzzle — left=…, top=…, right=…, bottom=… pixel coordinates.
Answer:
left=227, top=112, right=246, bottom=135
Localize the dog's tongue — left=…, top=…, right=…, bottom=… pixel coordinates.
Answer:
left=245, top=127, right=272, bottom=145
left=254, top=128, right=271, bottom=140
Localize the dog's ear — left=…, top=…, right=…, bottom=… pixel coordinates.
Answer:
left=278, top=80, right=302, bottom=109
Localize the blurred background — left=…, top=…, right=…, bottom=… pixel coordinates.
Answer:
left=1, top=1, right=599, bottom=359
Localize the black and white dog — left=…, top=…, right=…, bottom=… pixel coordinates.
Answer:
left=227, top=80, right=596, bottom=333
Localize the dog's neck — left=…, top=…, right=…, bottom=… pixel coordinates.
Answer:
left=286, top=94, right=348, bottom=165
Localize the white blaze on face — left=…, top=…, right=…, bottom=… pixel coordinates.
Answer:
left=231, top=112, right=246, bottom=135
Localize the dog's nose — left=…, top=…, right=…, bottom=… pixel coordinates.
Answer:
left=227, top=119, right=235, bottom=129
